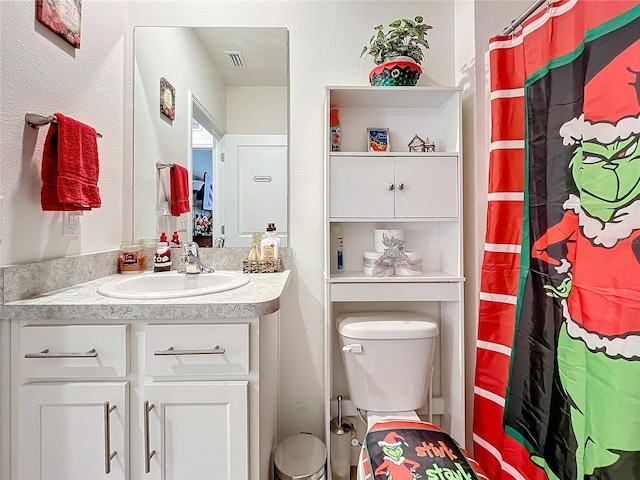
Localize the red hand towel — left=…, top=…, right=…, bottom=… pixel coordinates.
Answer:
left=170, top=164, right=190, bottom=216
left=41, top=113, right=101, bottom=211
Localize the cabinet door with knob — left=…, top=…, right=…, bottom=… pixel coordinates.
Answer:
left=394, top=155, right=458, bottom=218
left=17, top=382, right=127, bottom=480
left=329, top=154, right=458, bottom=219
left=141, top=382, right=248, bottom=480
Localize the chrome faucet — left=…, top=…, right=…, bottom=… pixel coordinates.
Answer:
left=213, top=236, right=225, bottom=248
left=179, top=242, right=214, bottom=274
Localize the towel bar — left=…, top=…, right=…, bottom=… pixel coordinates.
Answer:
left=156, top=162, right=175, bottom=169
left=25, top=112, right=103, bottom=138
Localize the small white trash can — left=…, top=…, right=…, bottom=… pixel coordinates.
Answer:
left=274, top=433, right=326, bottom=480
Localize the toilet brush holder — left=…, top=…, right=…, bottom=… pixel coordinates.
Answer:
left=330, top=395, right=352, bottom=480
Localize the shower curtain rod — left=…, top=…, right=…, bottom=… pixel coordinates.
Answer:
left=502, top=0, right=548, bottom=35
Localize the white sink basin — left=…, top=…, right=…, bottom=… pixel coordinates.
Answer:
left=97, top=271, right=250, bottom=299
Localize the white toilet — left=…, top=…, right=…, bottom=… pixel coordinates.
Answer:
left=337, top=311, right=439, bottom=480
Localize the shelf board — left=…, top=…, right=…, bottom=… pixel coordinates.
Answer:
left=327, top=86, right=461, bottom=109
left=329, top=151, right=459, bottom=157
left=327, top=270, right=464, bottom=283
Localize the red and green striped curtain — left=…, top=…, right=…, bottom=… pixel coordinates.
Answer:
left=474, top=1, right=640, bottom=479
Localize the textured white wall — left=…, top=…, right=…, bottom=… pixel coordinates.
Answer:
left=0, top=0, right=127, bottom=265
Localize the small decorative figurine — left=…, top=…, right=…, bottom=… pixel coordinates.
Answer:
left=425, top=137, right=436, bottom=152
left=408, top=134, right=426, bottom=152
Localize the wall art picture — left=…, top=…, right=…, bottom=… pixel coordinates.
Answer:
left=368, top=127, right=390, bottom=152
left=36, top=0, right=82, bottom=49
left=160, top=77, right=176, bottom=120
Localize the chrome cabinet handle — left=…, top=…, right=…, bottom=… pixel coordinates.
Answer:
left=397, top=183, right=405, bottom=191
left=25, top=348, right=97, bottom=358
left=144, top=401, right=156, bottom=473
left=386, top=183, right=395, bottom=191
left=104, top=402, right=117, bottom=474
left=153, top=345, right=225, bottom=356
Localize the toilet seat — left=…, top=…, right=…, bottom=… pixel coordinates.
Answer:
left=357, top=418, right=486, bottom=480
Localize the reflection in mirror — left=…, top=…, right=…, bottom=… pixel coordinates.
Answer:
left=133, top=27, right=289, bottom=248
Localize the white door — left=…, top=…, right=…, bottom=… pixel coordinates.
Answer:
left=329, top=155, right=395, bottom=218
left=394, top=156, right=459, bottom=218
left=224, top=135, right=287, bottom=247
left=17, top=382, right=127, bottom=480
left=142, top=381, right=248, bottom=480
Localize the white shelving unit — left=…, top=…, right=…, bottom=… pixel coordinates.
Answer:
left=323, top=86, right=466, bottom=462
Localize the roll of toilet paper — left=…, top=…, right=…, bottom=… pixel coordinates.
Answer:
left=374, top=229, right=405, bottom=252
left=389, top=229, right=405, bottom=242
left=374, top=229, right=389, bottom=252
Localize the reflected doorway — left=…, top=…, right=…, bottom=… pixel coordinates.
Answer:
left=190, top=96, right=224, bottom=247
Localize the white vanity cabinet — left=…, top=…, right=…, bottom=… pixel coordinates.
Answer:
left=11, top=314, right=279, bottom=480
left=324, top=87, right=466, bottom=452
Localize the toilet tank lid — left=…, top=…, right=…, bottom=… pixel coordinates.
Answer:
left=338, top=312, right=439, bottom=340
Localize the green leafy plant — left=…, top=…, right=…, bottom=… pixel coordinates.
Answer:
left=361, top=16, right=433, bottom=65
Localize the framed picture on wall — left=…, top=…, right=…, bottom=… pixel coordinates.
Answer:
left=160, top=77, right=176, bottom=120
left=36, top=0, right=82, bottom=49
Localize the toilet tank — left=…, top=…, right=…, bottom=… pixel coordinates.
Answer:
left=338, top=312, right=438, bottom=412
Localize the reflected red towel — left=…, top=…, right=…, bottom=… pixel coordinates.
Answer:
left=41, top=113, right=101, bottom=211
left=170, top=164, right=190, bottom=216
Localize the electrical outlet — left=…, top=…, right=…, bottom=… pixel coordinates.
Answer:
left=63, top=211, right=82, bottom=236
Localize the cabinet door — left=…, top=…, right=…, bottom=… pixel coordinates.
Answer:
left=329, top=156, right=394, bottom=217
left=142, top=382, right=248, bottom=480
left=17, top=382, right=127, bottom=480
left=394, top=156, right=459, bottom=218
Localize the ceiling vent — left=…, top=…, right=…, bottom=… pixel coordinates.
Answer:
left=225, top=51, right=246, bottom=68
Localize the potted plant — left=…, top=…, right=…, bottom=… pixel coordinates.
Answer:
left=361, top=16, right=433, bottom=86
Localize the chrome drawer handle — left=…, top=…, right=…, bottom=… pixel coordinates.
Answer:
left=153, top=345, right=225, bottom=356
left=397, top=183, right=405, bottom=191
left=24, top=348, right=98, bottom=359
left=144, top=401, right=156, bottom=473
left=104, top=402, right=117, bottom=474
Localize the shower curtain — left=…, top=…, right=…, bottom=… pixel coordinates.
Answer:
left=473, top=1, right=640, bottom=479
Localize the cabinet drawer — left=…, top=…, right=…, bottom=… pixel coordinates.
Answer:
left=145, top=324, right=249, bottom=377
left=19, top=324, right=129, bottom=378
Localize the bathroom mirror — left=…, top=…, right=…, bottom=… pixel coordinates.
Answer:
left=133, top=26, right=289, bottom=247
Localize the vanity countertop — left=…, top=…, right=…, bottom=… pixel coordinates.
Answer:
left=2, top=270, right=290, bottom=320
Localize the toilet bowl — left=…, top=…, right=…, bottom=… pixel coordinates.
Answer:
left=337, top=311, right=438, bottom=480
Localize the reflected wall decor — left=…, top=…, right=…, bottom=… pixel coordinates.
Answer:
left=160, top=77, right=175, bottom=120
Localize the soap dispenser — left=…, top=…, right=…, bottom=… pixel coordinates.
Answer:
left=260, top=223, right=281, bottom=260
